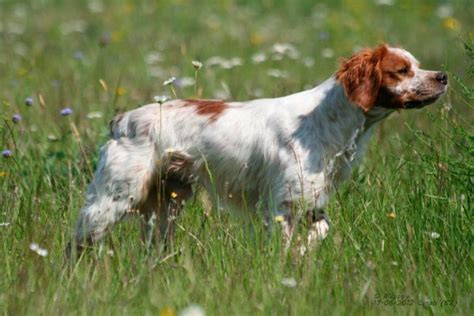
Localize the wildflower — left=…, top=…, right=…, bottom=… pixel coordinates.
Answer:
left=99, top=31, right=111, bottom=46
left=175, top=77, right=195, bottom=88
left=322, top=48, right=334, bottom=59
left=205, top=56, right=242, bottom=69
left=170, top=192, right=178, bottom=199
left=12, top=114, right=22, bottom=123
left=267, top=69, right=288, bottom=78
left=192, top=60, right=203, bottom=70
left=73, top=51, right=85, bottom=60
left=145, top=52, right=163, bottom=65
left=60, top=108, right=73, bottom=116
left=154, top=95, right=170, bottom=104
left=272, top=43, right=300, bottom=59
left=274, top=215, right=285, bottom=222
left=2, top=150, right=12, bottom=158
left=115, top=87, right=126, bottom=96
left=160, top=307, right=176, bottom=316
left=375, top=0, right=394, bottom=5
left=25, top=97, right=33, bottom=106
left=88, top=0, right=104, bottom=13
left=47, top=134, right=58, bottom=142
left=251, top=52, right=267, bottom=64
left=163, top=77, right=177, bottom=86
left=436, top=4, right=453, bottom=18
left=281, top=277, right=297, bottom=288
left=429, top=232, right=440, bottom=239
left=86, top=111, right=103, bottom=119
left=179, top=304, right=205, bottom=316
left=303, top=57, right=315, bottom=68
left=319, top=31, right=329, bottom=40
left=29, top=243, right=48, bottom=257
left=387, top=212, right=396, bottom=219
left=443, top=17, right=460, bottom=31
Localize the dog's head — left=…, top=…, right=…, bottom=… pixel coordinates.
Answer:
left=336, top=44, right=448, bottom=112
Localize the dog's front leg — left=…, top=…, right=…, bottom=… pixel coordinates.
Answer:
left=302, top=209, right=330, bottom=254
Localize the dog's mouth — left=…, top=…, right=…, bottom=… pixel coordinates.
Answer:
left=404, top=90, right=446, bottom=109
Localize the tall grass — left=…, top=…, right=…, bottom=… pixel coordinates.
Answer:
left=0, top=1, right=472, bottom=315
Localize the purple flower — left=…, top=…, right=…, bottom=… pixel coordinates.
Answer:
left=73, top=51, right=85, bottom=60
left=2, top=150, right=12, bottom=158
left=60, top=108, right=73, bottom=116
left=12, top=114, right=22, bottom=123
left=25, top=97, right=33, bottom=106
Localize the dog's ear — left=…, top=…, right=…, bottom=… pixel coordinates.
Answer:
left=336, top=44, right=387, bottom=112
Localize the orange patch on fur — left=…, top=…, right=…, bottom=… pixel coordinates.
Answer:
left=184, top=99, right=228, bottom=121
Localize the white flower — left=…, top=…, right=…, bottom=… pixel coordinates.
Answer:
left=281, top=277, right=297, bottom=288
left=272, top=43, right=300, bottom=59
left=205, top=56, right=242, bottom=69
left=251, top=52, right=267, bottom=64
left=430, top=232, right=440, bottom=239
left=436, top=4, right=453, bottom=18
left=322, top=48, right=334, bottom=59
left=163, top=77, right=176, bottom=86
left=303, top=57, right=315, bottom=68
left=192, top=60, right=203, bottom=70
left=176, top=77, right=196, bottom=88
left=145, top=52, right=164, bottom=65
left=154, top=95, right=170, bottom=104
left=47, top=134, right=59, bottom=142
left=88, top=0, right=104, bottom=13
left=179, top=304, right=205, bottom=316
left=29, top=243, right=48, bottom=257
left=375, top=0, right=394, bottom=5
left=267, top=69, right=288, bottom=78
left=86, top=111, right=103, bottom=119
left=0, top=222, right=11, bottom=227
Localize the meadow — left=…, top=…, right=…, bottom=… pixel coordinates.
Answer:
left=0, top=0, right=473, bottom=315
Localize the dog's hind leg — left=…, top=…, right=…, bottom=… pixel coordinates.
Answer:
left=67, top=138, right=156, bottom=258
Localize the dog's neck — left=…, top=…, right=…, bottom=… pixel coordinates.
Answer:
left=292, top=78, right=392, bottom=182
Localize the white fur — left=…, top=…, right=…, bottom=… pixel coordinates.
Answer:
left=71, top=47, right=443, bottom=252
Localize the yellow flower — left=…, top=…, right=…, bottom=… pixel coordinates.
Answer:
left=250, top=33, right=264, bottom=46
left=387, top=212, right=396, bottom=219
left=170, top=192, right=178, bottom=199
left=274, top=215, right=285, bottom=222
left=17, top=67, right=28, bottom=77
left=160, top=307, right=176, bottom=316
left=443, top=17, right=460, bottom=31
left=115, top=87, right=126, bottom=96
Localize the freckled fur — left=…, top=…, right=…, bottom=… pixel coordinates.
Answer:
left=69, top=45, right=447, bottom=256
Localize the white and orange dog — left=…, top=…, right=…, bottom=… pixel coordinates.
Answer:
left=68, top=44, right=447, bottom=256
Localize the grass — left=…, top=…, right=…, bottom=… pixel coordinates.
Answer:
left=0, top=0, right=473, bottom=315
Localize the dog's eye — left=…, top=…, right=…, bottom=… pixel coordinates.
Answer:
left=397, top=67, right=409, bottom=75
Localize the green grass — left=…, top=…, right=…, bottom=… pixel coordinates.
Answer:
left=0, top=1, right=473, bottom=315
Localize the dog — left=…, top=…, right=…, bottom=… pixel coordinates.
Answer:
left=67, top=44, right=447, bottom=257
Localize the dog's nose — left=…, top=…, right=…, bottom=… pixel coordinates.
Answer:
left=435, top=72, right=448, bottom=85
